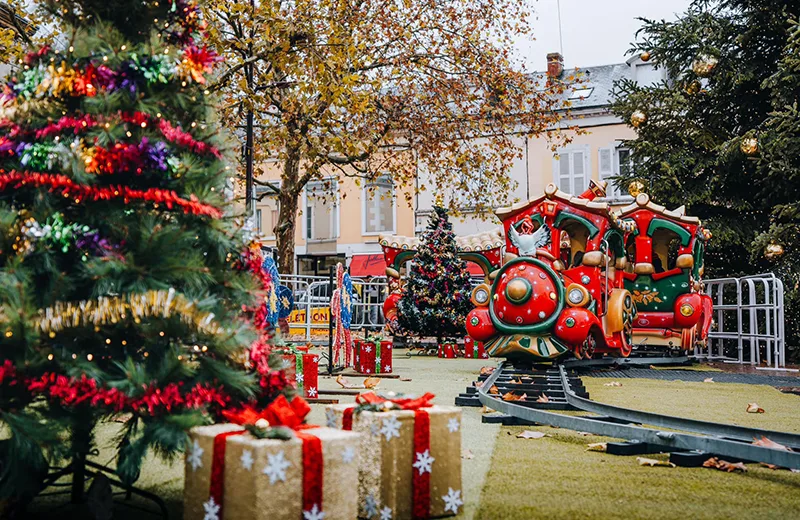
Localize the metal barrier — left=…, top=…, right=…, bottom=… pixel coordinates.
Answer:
left=699, top=273, right=788, bottom=369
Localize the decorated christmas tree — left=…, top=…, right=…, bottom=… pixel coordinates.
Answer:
left=0, top=0, right=281, bottom=503
left=396, top=206, right=473, bottom=341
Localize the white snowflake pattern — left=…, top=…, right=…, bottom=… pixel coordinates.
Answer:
left=441, top=488, right=463, bottom=514
left=364, top=494, right=379, bottom=518
left=380, top=416, right=401, bottom=441
left=281, top=358, right=293, bottom=369
left=240, top=449, right=254, bottom=471
left=385, top=343, right=391, bottom=350
left=370, top=422, right=381, bottom=437
left=296, top=373, right=305, bottom=384
left=447, top=418, right=460, bottom=433
left=307, top=386, right=318, bottom=398
left=384, top=365, right=392, bottom=373
left=376, top=356, right=381, bottom=366
left=364, top=345, right=373, bottom=353
left=203, top=497, right=220, bottom=520
left=379, top=506, right=393, bottom=520
left=187, top=439, right=204, bottom=471
left=312, top=356, right=319, bottom=363
left=412, top=449, right=435, bottom=475
left=342, top=446, right=356, bottom=464
left=263, top=450, right=291, bottom=484
left=303, top=504, right=325, bottom=520
left=325, top=408, right=338, bottom=428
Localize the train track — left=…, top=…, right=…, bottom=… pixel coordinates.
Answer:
left=475, top=361, right=800, bottom=470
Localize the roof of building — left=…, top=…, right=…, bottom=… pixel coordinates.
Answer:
left=531, top=62, right=633, bottom=112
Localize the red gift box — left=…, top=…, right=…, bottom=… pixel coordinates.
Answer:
left=282, top=352, right=319, bottom=398
left=354, top=339, right=392, bottom=374
left=464, top=336, right=488, bottom=359
left=438, top=342, right=457, bottom=359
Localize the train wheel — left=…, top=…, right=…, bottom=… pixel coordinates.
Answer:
left=618, top=295, right=636, bottom=357
left=578, top=333, right=597, bottom=359
left=681, top=325, right=697, bottom=350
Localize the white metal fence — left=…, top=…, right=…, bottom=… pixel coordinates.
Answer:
left=698, top=273, right=789, bottom=369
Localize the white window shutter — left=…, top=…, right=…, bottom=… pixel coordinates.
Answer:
left=598, top=147, right=614, bottom=197
left=552, top=153, right=562, bottom=191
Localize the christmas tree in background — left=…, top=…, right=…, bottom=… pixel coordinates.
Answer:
left=610, top=0, right=800, bottom=355
left=0, top=0, right=282, bottom=502
left=396, top=206, right=473, bottom=341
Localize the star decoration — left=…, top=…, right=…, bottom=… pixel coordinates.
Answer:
left=441, top=488, right=463, bottom=514
left=447, top=418, right=460, bottom=433
left=380, top=416, right=401, bottom=441
left=342, top=446, right=356, bottom=464
left=325, top=408, right=338, bottom=428
left=384, top=365, right=392, bottom=372
left=203, top=497, right=220, bottom=520
left=263, top=450, right=291, bottom=484
left=188, top=439, right=204, bottom=471
left=240, top=449, right=254, bottom=471
left=364, top=345, right=372, bottom=353
left=303, top=504, right=325, bottom=520
left=413, top=449, right=435, bottom=474
left=364, top=494, right=379, bottom=518
left=380, top=506, right=393, bottom=520
left=307, top=386, right=318, bottom=398
left=296, top=373, right=305, bottom=384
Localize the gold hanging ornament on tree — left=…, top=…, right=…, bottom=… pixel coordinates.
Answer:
left=740, top=136, right=758, bottom=156
left=684, top=80, right=701, bottom=95
left=640, top=51, right=651, bottom=62
left=630, top=110, right=647, bottom=128
left=627, top=180, right=646, bottom=197
left=764, top=243, right=784, bottom=259
left=692, top=54, right=718, bottom=77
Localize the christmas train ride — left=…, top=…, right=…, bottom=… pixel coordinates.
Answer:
left=463, top=181, right=713, bottom=361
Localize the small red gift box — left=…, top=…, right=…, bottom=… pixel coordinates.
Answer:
left=282, top=352, right=319, bottom=398
left=464, top=336, right=488, bottom=359
left=355, top=339, right=392, bottom=374
left=437, top=342, right=457, bottom=359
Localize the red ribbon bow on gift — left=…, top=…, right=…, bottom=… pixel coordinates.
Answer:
left=222, top=394, right=313, bottom=430
left=355, top=391, right=435, bottom=410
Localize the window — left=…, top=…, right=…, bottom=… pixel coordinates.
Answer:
left=362, top=176, right=395, bottom=235
left=569, top=87, right=594, bottom=99
left=553, top=146, right=589, bottom=195
left=598, top=146, right=634, bottom=200
left=305, top=180, right=339, bottom=241
left=255, top=181, right=280, bottom=239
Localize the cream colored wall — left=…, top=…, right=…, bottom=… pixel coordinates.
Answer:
left=527, top=123, right=637, bottom=197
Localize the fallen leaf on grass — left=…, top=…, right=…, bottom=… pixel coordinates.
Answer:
left=516, top=430, right=547, bottom=439
left=604, top=381, right=623, bottom=387
left=703, top=457, right=747, bottom=472
left=336, top=375, right=354, bottom=388
left=703, top=378, right=714, bottom=383
left=502, top=392, right=527, bottom=402
left=479, top=366, right=496, bottom=376
left=746, top=403, right=765, bottom=413
left=536, top=394, right=550, bottom=403
left=586, top=443, right=607, bottom=452
left=637, top=457, right=676, bottom=468
left=363, top=377, right=381, bottom=389
left=461, top=449, right=474, bottom=460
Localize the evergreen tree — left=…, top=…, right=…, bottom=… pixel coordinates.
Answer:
left=396, top=206, right=473, bottom=341
left=610, top=0, right=800, bottom=354
left=0, top=0, right=272, bottom=501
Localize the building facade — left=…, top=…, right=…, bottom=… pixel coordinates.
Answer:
left=254, top=53, right=663, bottom=275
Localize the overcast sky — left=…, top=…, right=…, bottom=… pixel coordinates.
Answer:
left=514, top=0, right=693, bottom=71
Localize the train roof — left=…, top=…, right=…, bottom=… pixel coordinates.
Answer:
left=615, top=193, right=701, bottom=226
left=495, top=183, right=616, bottom=221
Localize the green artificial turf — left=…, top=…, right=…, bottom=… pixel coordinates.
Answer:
left=476, top=378, right=800, bottom=520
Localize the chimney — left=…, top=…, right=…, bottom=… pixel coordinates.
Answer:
left=547, top=52, right=564, bottom=79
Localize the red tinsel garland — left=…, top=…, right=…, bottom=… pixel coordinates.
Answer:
left=0, top=170, right=222, bottom=218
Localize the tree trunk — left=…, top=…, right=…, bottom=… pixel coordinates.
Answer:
left=276, top=149, right=301, bottom=274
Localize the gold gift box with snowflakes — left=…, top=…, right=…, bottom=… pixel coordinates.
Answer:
left=326, top=394, right=463, bottom=519
left=183, top=423, right=362, bottom=520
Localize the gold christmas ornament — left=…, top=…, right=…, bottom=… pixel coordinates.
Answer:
left=692, top=54, right=718, bottom=77
left=628, top=180, right=646, bottom=197
left=640, top=51, right=651, bottom=62
left=684, top=80, right=701, bottom=95
left=630, top=110, right=647, bottom=128
left=740, top=136, right=758, bottom=156
left=764, top=243, right=784, bottom=259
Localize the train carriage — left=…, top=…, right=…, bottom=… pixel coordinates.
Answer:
left=465, top=181, right=638, bottom=360
left=617, top=193, right=713, bottom=351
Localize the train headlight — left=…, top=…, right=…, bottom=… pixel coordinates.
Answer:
left=565, top=284, right=590, bottom=307
left=680, top=303, right=694, bottom=317
left=471, top=284, right=492, bottom=307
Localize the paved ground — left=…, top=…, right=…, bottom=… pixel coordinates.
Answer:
left=310, top=349, right=497, bottom=520
left=585, top=367, right=800, bottom=386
